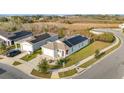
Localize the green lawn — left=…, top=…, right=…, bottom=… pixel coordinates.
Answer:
left=21, top=49, right=42, bottom=61
left=12, top=61, right=22, bottom=66
left=65, top=41, right=111, bottom=67
left=59, top=68, right=77, bottom=78
left=31, top=69, right=52, bottom=78
left=80, top=38, right=121, bottom=68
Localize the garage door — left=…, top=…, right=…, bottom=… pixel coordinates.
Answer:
left=21, top=44, right=33, bottom=52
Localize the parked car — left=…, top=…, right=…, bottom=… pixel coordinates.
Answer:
left=6, top=50, right=21, bottom=57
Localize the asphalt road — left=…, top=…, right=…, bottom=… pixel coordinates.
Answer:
left=0, top=63, right=34, bottom=79
left=73, top=29, right=124, bottom=79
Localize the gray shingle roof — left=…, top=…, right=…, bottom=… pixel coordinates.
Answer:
left=0, top=29, right=32, bottom=41
left=0, top=29, right=14, bottom=38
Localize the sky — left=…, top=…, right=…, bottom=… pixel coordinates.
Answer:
left=0, top=0, right=123, bottom=14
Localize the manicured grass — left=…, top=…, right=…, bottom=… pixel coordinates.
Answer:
left=21, top=49, right=42, bottom=61
left=31, top=69, right=52, bottom=78
left=12, top=61, right=22, bottom=66
left=80, top=38, right=121, bottom=68
left=65, top=41, right=111, bottom=67
left=59, top=69, right=77, bottom=78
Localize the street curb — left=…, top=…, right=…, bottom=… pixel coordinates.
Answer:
left=62, top=36, right=121, bottom=79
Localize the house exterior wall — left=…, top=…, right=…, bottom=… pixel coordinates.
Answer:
left=42, top=47, right=55, bottom=58
left=32, top=35, right=58, bottom=51
left=21, top=34, right=58, bottom=53
left=0, top=35, right=12, bottom=46
left=42, top=39, right=90, bottom=59
left=58, top=39, right=89, bottom=58
left=20, top=42, right=33, bottom=53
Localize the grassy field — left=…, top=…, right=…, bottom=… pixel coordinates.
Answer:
left=65, top=41, right=111, bottom=67
left=23, top=22, right=119, bottom=36
left=31, top=69, right=52, bottom=78
left=59, top=68, right=77, bottom=78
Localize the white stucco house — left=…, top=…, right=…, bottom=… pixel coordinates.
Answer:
left=119, top=23, right=124, bottom=29
left=42, top=35, right=90, bottom=59
left=20, top=32, right=58, bottom=53
left=90, top=30, right=104, bottom=35
left=0, top=29, right=33, bottom=46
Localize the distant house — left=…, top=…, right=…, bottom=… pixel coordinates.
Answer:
left=119, top=23, right=124, bottom=29
left=90, top=30, right=104, bottom=35
left=0, top=30, right=32, bottom=46
left=20, top=33, right=58, bottom=53
left=42, top=35, right=90, bottom=59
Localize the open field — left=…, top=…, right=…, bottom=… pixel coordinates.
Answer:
left=23, top=22, right=119, bottom=35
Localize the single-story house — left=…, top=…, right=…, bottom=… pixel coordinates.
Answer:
left=20, top=32, right=58, bottom=53
left=0, top=30, right=33, bottom=46
left=42, top=35, right=90, bottom=59
left=119, top=23, right=124, bottom=29
left=90, top=30, right=104, bottom=35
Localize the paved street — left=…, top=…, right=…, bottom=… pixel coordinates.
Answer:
left=73, top=29, right=124, bottom=79
left=0, top=28, right=123, bottom=79
left=0, top=63, right=34, bottom=79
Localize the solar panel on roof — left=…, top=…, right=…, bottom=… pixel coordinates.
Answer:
left=9, top=31, right=32, bottom=40
left=67, top=35, right=88, bottom=45
left=30, top=33, right=51, bottom=43
left=63, top=35, right=88, bottom=47
left=63, top=40, right=73, bottom=47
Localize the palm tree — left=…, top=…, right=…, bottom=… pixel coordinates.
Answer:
left=37, top=59, right=48, bottom=73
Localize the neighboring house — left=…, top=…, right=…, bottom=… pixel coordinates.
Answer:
left=119, top=23, right=124, bottom=29
left=20, top=32, right=58, bottom=53
left=0, top=30, right=32, bottom=46
left=90, top=30, right=104, bottom=35
left=42, top=35, right=90, bottom=59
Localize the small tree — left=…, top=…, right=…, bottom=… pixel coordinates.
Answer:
left=95, top=49, right=100, bottom=58
left=37, top=59, right=48, bottom=73
left=57, top=58, right=68, bottom=67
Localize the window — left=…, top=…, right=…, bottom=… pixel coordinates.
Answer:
left=82, top=42, right=83, bottom=46
left=72, top=47, right=73, bottom=52
left=66, top=50, right=68, bottom=54
left=62, top=51, right=64, bottom=56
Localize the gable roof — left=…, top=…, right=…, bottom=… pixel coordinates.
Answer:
left=0, top=29, right=32, bottom=41
left=8, top=31, right=32, bottom=40
left=30, top=33, right=51, bottom=43
left=42, top=35, right=89, bottom=50
left=63, top=35, right=88, bottom=47
left=0, top=29, right=14, bottom=38
left=42, top=41, right=69, bottom=50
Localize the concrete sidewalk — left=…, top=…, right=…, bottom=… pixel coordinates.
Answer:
left=51, top=36, right=119, bottom=78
